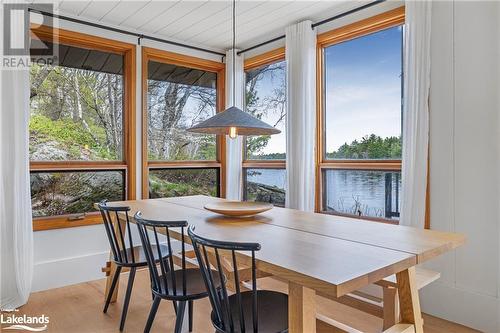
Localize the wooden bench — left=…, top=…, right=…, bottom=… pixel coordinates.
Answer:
left=316, top=267, right=440, bottom=330
left=206, top=248, right=439, bottom=332
left=236, top=267, right=439, bottom=332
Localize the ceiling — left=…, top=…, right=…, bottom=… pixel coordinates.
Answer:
left=29, top=0, right=362, bottom=53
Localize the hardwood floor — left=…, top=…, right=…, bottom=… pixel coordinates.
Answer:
left=11, top=269, right=478, bottom=333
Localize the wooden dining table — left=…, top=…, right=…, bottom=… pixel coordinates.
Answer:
left=98, top=195, right=465, bottom=333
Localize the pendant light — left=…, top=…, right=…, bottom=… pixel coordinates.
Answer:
left=187, top=0, right=281, bottom=139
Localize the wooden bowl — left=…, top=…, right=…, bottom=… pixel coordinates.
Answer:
left=204, top=201, right=273, bottom=217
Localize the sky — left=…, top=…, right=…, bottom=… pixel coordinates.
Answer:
left=324, top=25, right=403, bottom=153
left=251, top=25, right=403, bottom=155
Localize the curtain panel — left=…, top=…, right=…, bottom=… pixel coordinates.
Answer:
left=400, top=1, right=432, bottom=228
left=0, top=5, right=34, bottom=309
left=285, top=20, right=316, bottom=211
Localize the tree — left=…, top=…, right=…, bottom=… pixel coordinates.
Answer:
left=327, top=134, right=402, bottom=159
left=147, top=79, right=217, bottom=161
left=245, top=61, right=286, bottom=159
left=29, top=64, right=125, bottom=160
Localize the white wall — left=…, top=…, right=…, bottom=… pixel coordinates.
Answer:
left=421, top=1, right=500, bottom=332
left=33, top=225, right=108, bottom=291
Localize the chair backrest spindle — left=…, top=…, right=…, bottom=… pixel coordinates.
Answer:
left=98, top=200, right=135, bottom=266
left=125, top=213, right=135, bottom=262
left=181, top=226, right=187, bottom=295
left=134, top=212, right=189, bottom=298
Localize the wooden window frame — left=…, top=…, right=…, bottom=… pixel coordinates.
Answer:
left=315, top=7, right=405, bottom=224
left=242, top=47, right=286, bottom=171
left=30, top=25, right=136, bottom=231
left=141, top=47, right=226, bottom=199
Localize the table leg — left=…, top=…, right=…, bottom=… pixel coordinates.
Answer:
left=288, top=282, right=316, bottom=333
left=104, top=258, right=119, bottom=304
left=396, top=267, right=424, bottom=333
left=383, top=286, right=399, bottom=330
left=103, top=218, right=126, bottom=304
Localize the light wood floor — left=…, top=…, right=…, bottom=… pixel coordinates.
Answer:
left=11, top=269, right=478, bottom=333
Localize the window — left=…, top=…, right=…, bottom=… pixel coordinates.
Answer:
left=31, top=170, right=125, bottom=217
left=143, top=48, right=225, bottom=199
left=29, top=26, right=135, bottom=231
left=243, top=168, right=285, bottom=206
left=322, top=170, right=401, bottom=219
left=317, top=8, right=404, bottom=222
left=243, top=48, right=286, bottom=206
left=149, top=168, right=219, bottom=198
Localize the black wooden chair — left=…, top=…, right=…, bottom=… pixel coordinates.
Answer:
left=98, top=200, right=171, bottom=331
left=188, top=226, right=289, bottom=333
left=135, top=212, right=222, bottom=333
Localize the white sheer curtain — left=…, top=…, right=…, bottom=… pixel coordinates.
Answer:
left=285, top=20, right=316, bottom=211
left=225, top=49, right=244, bottom=200
left=0, top=6, right=34, bottom=309
left=400, top=1, right=432, bottom=228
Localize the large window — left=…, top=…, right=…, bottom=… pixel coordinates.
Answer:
left=29, top=26, right=135, bottom=231
left=143, top=48, right=225, bottom=199
left=317, top=8, right=404, bottom=222
left=242, top=49, right=286, bottom=206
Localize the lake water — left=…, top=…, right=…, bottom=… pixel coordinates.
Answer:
left=246, top=168, right=401, bottom=219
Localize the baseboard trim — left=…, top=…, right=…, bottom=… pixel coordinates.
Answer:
left=420, top=281, right=499, bottom=333
left=32, top=251, right=109, bottom=292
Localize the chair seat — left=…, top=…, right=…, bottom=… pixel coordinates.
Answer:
left=155, top=268, right=222, bottom=301
left=116, top=244, right=170, bottom=267
left=212, top=290, right=288, bottom=333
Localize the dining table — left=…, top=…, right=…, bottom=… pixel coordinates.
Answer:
left=97, top=195, right=465, bottom=333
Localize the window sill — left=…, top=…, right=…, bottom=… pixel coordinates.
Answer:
left=33, top=212, right=103, bottom=231
left=319, top=210, right=399, bottom=225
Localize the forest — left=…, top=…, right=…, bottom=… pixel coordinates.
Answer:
left=326, top=134, right=402, bottom=160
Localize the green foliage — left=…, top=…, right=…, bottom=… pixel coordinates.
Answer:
left=149, top=169, right=218, bottom=198
left=246, top=135, right=270, bottom=158
left=197, top=135, right=217, bottom=160
left=250, top=152, right=286, bottom=160
left=29, top=115, right=117, bottom=160
left=327, top=134, right=401, bottom=159
left=30, top=114, right=95, bottom=146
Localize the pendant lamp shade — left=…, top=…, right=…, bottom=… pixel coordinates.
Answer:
left=187, top=106, right=281, bottom=136
left=186, top=0, right=280, bottom=139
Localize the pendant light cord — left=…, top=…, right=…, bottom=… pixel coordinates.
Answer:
left=232, top=0, right=236, bottom=106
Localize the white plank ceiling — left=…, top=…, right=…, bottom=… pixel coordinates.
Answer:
left=29, top=0, right=362, bottom=53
